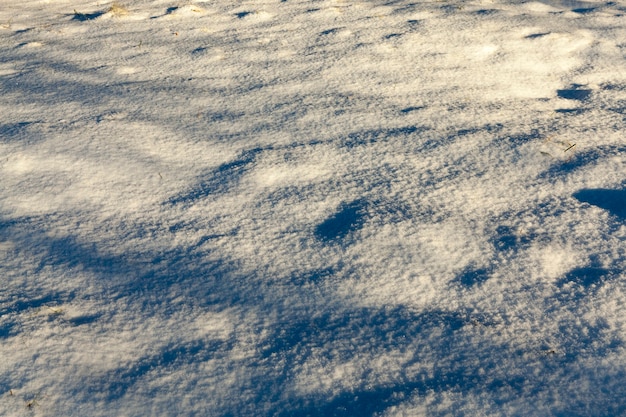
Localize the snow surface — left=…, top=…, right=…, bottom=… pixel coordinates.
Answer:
left=1, top=0, right=625, bottom=415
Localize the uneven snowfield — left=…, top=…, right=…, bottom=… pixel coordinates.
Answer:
left=1, top=0, right=625, bottom=415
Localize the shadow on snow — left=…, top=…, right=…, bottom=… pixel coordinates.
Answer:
left=573, top=188, right=626, bottom=220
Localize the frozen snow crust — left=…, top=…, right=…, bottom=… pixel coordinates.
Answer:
left=1, top=0, right=625, bottom=415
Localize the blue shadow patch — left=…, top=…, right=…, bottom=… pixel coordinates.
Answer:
left=572, top=7, right=597, bottom=13
left=557, top=266, right=613, bottom=288
left=557, top=88, right=592, bottom=101
left=573, top=188, right=626, bottom=220
left=456, top=266, right=492, bottom=288
left=68, top=314, right=102, bottom=327
left=314, top=199, right=369, bottom=243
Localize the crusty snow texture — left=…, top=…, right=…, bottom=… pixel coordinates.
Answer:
left=1, top=0, right=625, bottom=415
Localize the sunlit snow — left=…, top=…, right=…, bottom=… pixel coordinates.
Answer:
left=1, top=0, right=625, bottom=415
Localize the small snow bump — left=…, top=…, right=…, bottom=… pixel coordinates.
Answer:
left=522, top=1, right=562, bottom=12
left=116, top=66, right=139, bottom=75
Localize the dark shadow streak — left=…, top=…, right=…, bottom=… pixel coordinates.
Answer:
left=167, top=147, right=264, bottom=205
left=71, top=11, right=105, bottom=21
left=540, top=145, right=626, bottom=178
left=94, top=339, right=228, bottom=401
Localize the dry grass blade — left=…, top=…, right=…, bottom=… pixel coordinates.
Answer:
left=109, top=2, right=129, bottom=16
